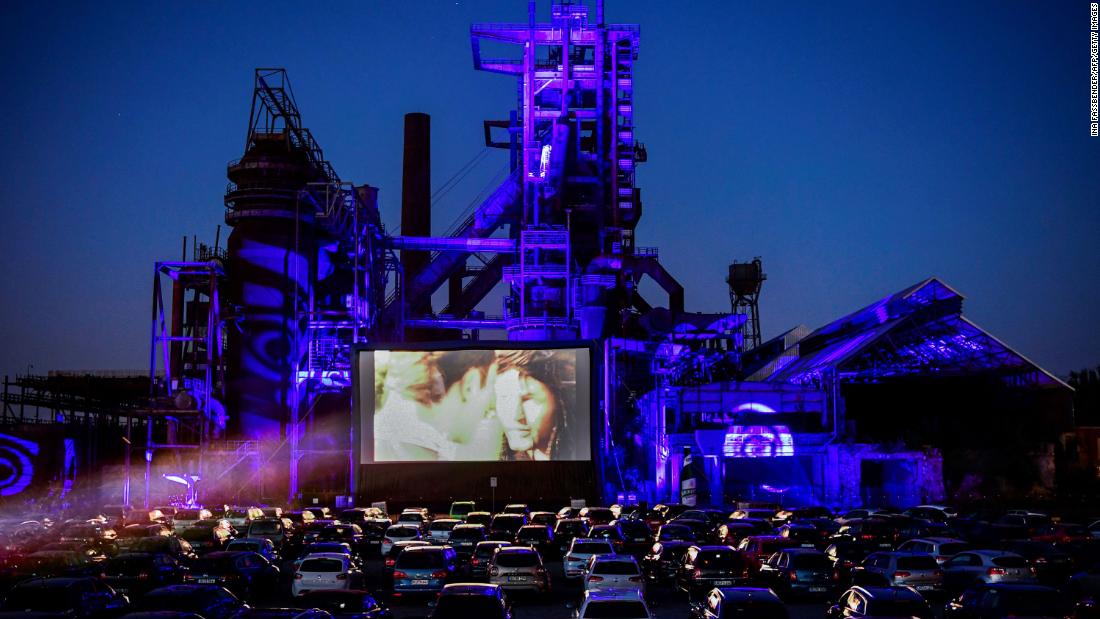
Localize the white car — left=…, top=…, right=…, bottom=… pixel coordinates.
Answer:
left=584, top=554, right=645, bottom=597
left=575, top=589, right=653, bottom=619
left=382, top=524, right=423, bottom=555
left=564, top=538, right=616, bottom=579
left=170, top=508, right=212, bottom=531
left=428, top=519, right=461, bottom=543
left=292, top=552, right=356, bottom=597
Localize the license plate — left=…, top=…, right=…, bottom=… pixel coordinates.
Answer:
left=915, top=585, right=934, bottom=591
left=801, top=543, right=815, bottom=547
left=412, top=579, right=429, bottom=585
left=508, top=575, right=527, bottom=582
left=115, top=588, right=128, bottom=594
left=878, top=543, right=892, bottom=548
left=197, top=578, right=217, bottom=584
left=809, top=587, right=827, bottom=592
left=714, top=580, right=732, bottom=586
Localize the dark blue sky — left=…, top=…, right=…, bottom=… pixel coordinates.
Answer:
left=1, top=0, right=1097, bottom=380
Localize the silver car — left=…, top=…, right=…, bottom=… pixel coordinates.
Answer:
left=942, top=550, right=1036, bottom=592
left=856, top=551, right=943, bottom=593
left=489, top=546, right=550, bottom=593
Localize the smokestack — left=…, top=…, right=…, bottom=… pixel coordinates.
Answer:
left=401, top=112, right=431, bottom=313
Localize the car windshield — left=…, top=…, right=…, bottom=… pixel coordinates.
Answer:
left=593, top=561, right=638, bottom=575
left=897, top=556, right=938, bottom=570
left=557, top=521, right=587, bottom=534
left=176, top=511, right=203, bottom=520
left=518, top=528, right=548, bottom=540
left=698, top=552, right=743, bottom=569
left=397, top=552, right=445, bottom=569
left=436, top=595, right=504, bottom=617
left=992, top=556, right=1028, bottom=568
left=181, top=528, right=212, bottom=541
left=495, top=552, right=539, bottom=568
left=939, top=543, right=969, bottom=555
left=192, top=556, right=238, bottom=573
left=574, top=541, right=613, bottom=554
left=431, top=522, right=458, bottom=532
left=866, top=600, right=928, bottom=617
left=106, top=555, right=156, bottom=575
left=250, top=521, right=282, bottom=534
left=582, top=601, right=648, bottom=619
left=388, top=527, right=419, bottom=537
left=301, top=558, right=344, bottom=573
left=792, top=554, right=831, bottom=569
left=450, top=528, right=484, bottom=540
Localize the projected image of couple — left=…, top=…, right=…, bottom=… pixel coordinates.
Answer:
left=373, top=349, right=581, bottom=462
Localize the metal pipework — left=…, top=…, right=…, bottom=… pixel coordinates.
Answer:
left=386, top=236, right=516, bottom=252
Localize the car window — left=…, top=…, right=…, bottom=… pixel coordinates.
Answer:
left=992, top=555, right=1027, bottom=568
left=897, top=556, right=938, bottom=570
left=301, top=558, right=344, bottom=572
left=583, top=600, right=648, bottom=619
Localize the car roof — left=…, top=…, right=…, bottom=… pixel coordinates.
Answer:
left=692, top=545, right=738, bottom=552
left=969, top=549, right=1020, bottom=557
left=978, top=583, right=1059, bottom=592
left=854, top=586, right=925, bottom=601
left=441, top=583, right=501, bottom=595
left=585, top=588, right=644, bottom=601
left=404, top=545, right=449, bottom=553
left=714, top=587, right=782, bottom=602
left=592, top=553, right=637, bottom=562
left=497, top=546, right=538, bottom=554
left=909, top=537, right=965, bottom=544
left=300, top=553, right=350, bottom=562
left=781, top=547, right=824, bottom=555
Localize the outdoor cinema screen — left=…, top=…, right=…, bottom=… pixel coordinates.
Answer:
left=357, top=343, right=592, bottom=463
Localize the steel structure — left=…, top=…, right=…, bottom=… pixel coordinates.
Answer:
left=728, top=258, right=766, bottom=350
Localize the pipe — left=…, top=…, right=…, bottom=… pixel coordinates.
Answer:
left=387, top=236, right=516, bottom=252
left=400, top=112, right=432, bottom=313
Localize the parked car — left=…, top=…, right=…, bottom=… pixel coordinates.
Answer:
left=183, top=550, right=280, bottom=600
left=580, top=507, right=616, bottom=527
left=446, top=524, right=486, bottom=559
left=554, top=519, right=591, bottom=555
left=179, top=519, right=234, bottom=555
left=736, top=536, right=799, bottom=574
left=382, top=541, right=431, bottom=583
left=827, top=586, right=932, bottom=619
left=430, top=583, right=509, bottom=619
left=293, top=553, right=361, bottom=597
left=515, top=524, right=556, bottom=557
left=488, top=514, right=527, bottom=542
left=448, top=502, right=477, bottom=520
left=942, top=550, right=1037, bottom=593
left=464, top=512, right=493, bottom=527
left=564, top=538, right=616, bottom=579
left=488, top=545, right=550, bottom=593
left=502, top=504, right=530, bottom=517
left=469, top=541, right=511, bottom=579
left=676, top=545, right=752, bottom=599
left=392, top=545, right=458, bottom=596
left=852, top=551, right=944, bottom=593
left=381, top=525, right=422, bottom=556
left=584, top=553, right=644, bottom=596
left=427, top=519, right=461, bottom=544
left=101, top=552, right=187, bottom=598
left=776, top=523, right=821, bottom=549
left=529, top=512, right=557, bottom=527
left=943, top=583, right=1068, bottom=619
left=247, top=518, right=289, bottom=548
left=757, top=548, right=836, bottom=598
left=689, top=587, right=788, bottom=619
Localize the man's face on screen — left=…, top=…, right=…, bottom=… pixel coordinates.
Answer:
left=495, top=367, right=554, bottom=453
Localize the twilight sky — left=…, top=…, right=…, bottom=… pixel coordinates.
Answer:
left=0, top=0, right=1097, bottom=380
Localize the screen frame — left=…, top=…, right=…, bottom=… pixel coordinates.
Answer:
left=352, top=339, right=598, bottom=468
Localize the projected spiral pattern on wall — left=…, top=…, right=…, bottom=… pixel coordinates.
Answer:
left=0, top=432, right=38, bottom=496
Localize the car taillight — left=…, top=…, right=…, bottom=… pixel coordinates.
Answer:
left=693, top=569, right=702, bottom=579
left=565, top=555, right=576, bottom=562
left=789, top=571, right=798, bottom=582
left=832, top=570, right=840, bottom=581
left=384, top=558, right=395, bottom=567
left=861, top=534, right=874, bottom=540
left=432, top=570, right=449, bottom=578
left=1029, top=567, right=1037, bottom=575
left=336, top=573, right=348, bottom=580
left=936, top=556, right=948, bottom=563
left=384, top=538, right=392, bottom=544
left=894, top=571, right=910, bottom=578
left=182, top=573, right=193, bottom=581
left=588, top=575, right=604, bottom=582
left=628, top=576, right=643, bottom=583
left=393, top=570, right=407, bottom=579
left=294, top=573, right=303, bottom=579
left=988, top=567, right=1006, bottom=576
left=471, top=558, right=480, bottom=565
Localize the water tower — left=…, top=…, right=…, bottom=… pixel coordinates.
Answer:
left=727, top=258, right=766, bottom=350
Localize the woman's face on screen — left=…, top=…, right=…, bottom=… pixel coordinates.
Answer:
left=495, top=367, right=555, bottom=453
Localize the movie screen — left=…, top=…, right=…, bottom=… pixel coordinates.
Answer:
left=358, top=345, right=591, bottom=463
